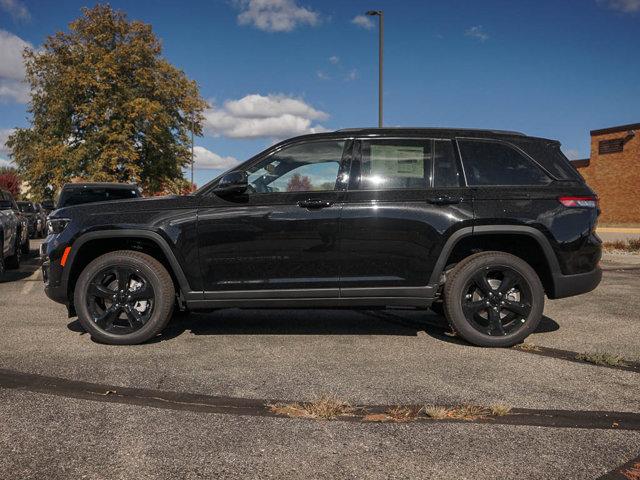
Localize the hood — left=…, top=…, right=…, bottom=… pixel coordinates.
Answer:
left=50, top=195, right=194, bottom=219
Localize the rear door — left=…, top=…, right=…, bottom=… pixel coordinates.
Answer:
left=339, top=137, right=474, bottom=297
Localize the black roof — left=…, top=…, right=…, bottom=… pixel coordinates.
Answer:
left=591, top=122, right=640, bottom=136
left=334, top=127, right=527, bottom=137
left=61, top=182, right=139, bottom=189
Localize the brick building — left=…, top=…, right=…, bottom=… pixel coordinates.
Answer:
left=573, top=122, right=640, bottom=224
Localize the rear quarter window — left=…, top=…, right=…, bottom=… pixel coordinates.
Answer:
left=458, top=139, right=552, bottom=186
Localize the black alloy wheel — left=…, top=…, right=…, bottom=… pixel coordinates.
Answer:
left=461, top=266, right=532, bottom=337
left=86, top=265, right=155, bottom=334
left=443, top=251, right=544, bottom=347
left=74, top=250, right=175, bottom=345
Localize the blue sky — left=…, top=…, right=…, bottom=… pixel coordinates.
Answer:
left=1, top=0, right=639, bottom=187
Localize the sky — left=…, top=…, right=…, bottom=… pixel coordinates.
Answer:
left=1, top=0, right=639, bottom=187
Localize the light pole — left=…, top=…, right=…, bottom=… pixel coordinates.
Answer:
left=190, top=117, right=194, bottom=188
left=366, top=10, right=383, bottom=128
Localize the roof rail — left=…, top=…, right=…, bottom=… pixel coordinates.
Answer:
left=334, top=127, right=527, bottom=136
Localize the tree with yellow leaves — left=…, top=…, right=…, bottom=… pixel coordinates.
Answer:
left=7, top=5, right=207, bottom=199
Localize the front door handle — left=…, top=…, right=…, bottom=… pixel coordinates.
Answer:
left=298, top=199, right=334, bottom=209
left=427, top=196, right=462, bottom=205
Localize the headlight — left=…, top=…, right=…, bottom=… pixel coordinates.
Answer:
left=47, top=218, right=70, bottom=235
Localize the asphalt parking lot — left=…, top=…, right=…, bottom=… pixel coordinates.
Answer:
left=1, top=239, right=638, bottom=479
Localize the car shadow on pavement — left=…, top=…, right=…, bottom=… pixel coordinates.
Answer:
left=0, top=251, right=41, bottom=283
left=67, top=309, right=560, bottom=346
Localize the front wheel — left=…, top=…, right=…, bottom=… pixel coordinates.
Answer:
left=74, top=250, right=175, bottom=345
left=443, top=252, right=544, bottom=347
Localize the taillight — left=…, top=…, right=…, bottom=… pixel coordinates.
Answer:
left=558, top=196, right=598, bottom=208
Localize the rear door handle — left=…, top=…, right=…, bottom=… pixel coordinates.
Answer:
left=298, top=199, right=334, bottom=209
left=427, top=196, right=462, bottom=205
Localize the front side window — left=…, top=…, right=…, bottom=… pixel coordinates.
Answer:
left=246, top=140, right=345, bottom=194
left=356, top=139, right=432, bottom=190
left=458, top=139, right=551, bottom=186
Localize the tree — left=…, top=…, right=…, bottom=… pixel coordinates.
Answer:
left=6, top=5, right=207, bottom=200
left=0, top=167, right=21, bottom=197
left=286, top=173, right=312, bottom=192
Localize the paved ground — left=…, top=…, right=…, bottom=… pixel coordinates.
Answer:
left=597, top=227, right=640, bottom=243
left=0, top=239, right=638, bottom=479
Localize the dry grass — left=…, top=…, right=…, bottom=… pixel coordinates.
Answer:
left=423, top=405, right=449, bottom=419
left=268, top=394, right=355, bottom=420
left=489, top=403, right=512, bottom=416
left=514, top=342, right=541, bottom=352
left=423, top=404, right=501, bottom=421
left=603, top=239, right=640, bottom=253
left=576, top=351, right=628, bottom=367
left=622, top=461, right=640, bottom=480
left=384, top=405, right=422, bottom=422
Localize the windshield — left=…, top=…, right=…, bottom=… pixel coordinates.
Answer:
left=57, top=187, right=140, bottom=208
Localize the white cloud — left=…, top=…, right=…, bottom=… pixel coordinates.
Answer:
left=598, top=0, right=640, bottom=12
left=204, top=93, right=329, bottom=139
left=234, top=0, right=320, bottom=32
left=351, top=14, right=374, bottom=30
left=329, top=55, right=339, bottom=64
left=345, top=69, right=358, bottom=81
left=316, top=70, right=330, bottom=80
left=0, top=0, right=30, bottom=22
left=0, top=128, right=14, bottom=156
left=0, top=29, right=31, bottom=103
left=562, top=148, right=581, bottom=160
left=465, top=25, right=489, bottom=42
left=192, top=146, right=239, bottom=170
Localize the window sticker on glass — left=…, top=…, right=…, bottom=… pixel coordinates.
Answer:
left=370, top=145, right=425, bottom=178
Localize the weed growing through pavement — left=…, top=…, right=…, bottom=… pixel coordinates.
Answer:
left=603, top=239, right=640, bottom=253
left=514, top=343, right=541, bottom=352
left=575, top=351, right=628, bottom=367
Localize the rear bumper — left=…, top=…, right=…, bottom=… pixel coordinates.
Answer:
left=550, top=267, right=602, bottom=299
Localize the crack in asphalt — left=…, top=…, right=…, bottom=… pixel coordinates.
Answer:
left=511, top=345, right=640, bottom=373
left=597, top=453, right=640, bottom=479
left=1, top=368, right=639, bottom=431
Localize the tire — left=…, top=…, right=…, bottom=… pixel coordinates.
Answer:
left=21, top=235, right=30, bottom=255
left=443, top=251, right=544, bottom=348
left=0, top=241, right=5, bottom=280
left=5, top=236, right=21, bottom=269
left=74, top=250, right=175, bottom=345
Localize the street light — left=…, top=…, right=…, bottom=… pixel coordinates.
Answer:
left=366, top=10, right=383, bottom=128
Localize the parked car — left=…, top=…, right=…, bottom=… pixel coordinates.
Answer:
left=17, top=201, right=46, bottom=238
left=56, top=182, right=142, bottom=209
left=34, top=203, right=49, bottom=237
left=0, top=189, right=29, bottom=278
left=41, top=128, right=601, bottom=346
left=41, top=199, right=55, bottom=215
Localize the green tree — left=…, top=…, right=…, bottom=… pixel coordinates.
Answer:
left=6, top=4, right=207, bottom=200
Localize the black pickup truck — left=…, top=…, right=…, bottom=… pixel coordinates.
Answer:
left=41, top=128, right=601, bottom=346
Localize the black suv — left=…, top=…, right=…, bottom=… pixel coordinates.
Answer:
left=42, top=128, right=601, bottom=346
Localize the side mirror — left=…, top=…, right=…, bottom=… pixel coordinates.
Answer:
left=214, top=171, right=248, bottom=195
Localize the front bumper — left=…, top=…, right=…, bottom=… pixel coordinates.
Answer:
left=550, top=266, right=602, bottom=299
left=41, top=240, right=68, bottom=305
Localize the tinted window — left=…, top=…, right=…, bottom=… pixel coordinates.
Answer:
left=246, top=140, right=345, bottom=194
left=57, top=187, right=140, bottom=208
left=458, top=140, right=551, bottom=186
left=17, top=202, right=36, bottom=213
left=433, top=140, right=462, bottom=187
left=356, top=139, right=432, bottom=190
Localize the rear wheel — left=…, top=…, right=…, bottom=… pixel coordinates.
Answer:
left=20, top=234, right=30, bottom=255
left=5, top=236, right=21, bottom=269
left=443, top=251, right=544, bottom=347
left=74, top=250, right=175, bottom=345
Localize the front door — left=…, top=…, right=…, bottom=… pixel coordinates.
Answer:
left=339, top=137, right=474, bottom=296
left=197, top=138, right=351, bottom=298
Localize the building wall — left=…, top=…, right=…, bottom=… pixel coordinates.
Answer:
left=578, top=129, right=640, bottom=224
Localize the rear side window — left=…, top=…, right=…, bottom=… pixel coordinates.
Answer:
left=355, top=139, right=432, bottom=190
left=458, top=139, right=551, bottom=186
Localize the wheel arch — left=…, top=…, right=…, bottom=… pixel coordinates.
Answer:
left=64, top=230, right=192, bottom=305
left=430, top=225, right=560, bottom=296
